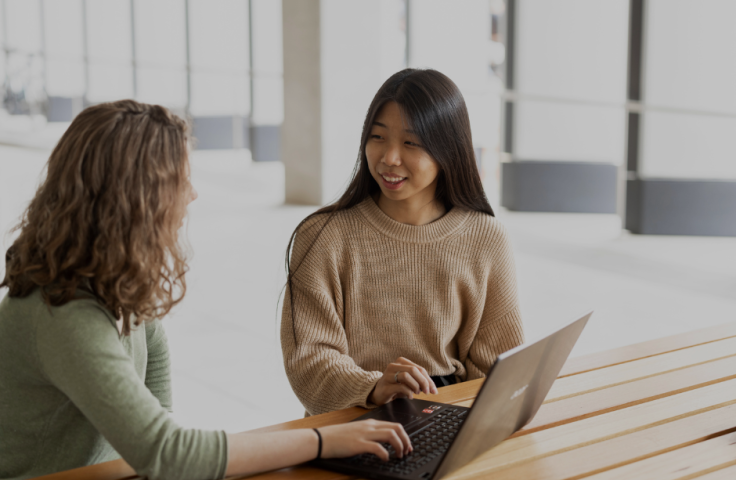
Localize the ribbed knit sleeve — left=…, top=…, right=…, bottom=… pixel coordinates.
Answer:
left=145, top=319, right=173, bottom=412
left=281, top=280, right=383, bottom=415
left=463, top=224, right=525, bottom=380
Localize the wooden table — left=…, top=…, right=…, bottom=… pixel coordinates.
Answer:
left=38, top=322, right=736, bottom=480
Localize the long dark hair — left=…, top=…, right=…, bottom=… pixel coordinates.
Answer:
left=284, top=68, right=494, bottom=341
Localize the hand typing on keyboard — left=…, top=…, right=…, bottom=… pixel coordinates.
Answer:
left=347, top=408, right=467, bottom=475
left=318, top=419, right=413, bottom=461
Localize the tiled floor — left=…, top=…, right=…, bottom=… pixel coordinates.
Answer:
left=1, top=145, right=734, bottom=433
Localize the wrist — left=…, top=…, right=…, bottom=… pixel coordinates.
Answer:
left=368, top=384, right=377, bottom=405
left=313, top=428, right=323, bottom=459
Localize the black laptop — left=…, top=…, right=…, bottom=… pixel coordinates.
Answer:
left=312, top=311, right=592, bottom=480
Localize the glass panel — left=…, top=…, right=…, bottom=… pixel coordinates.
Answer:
left=5, top=0, right=42, bottom=54
left=377, top=0, right=406, bottom=81
left=250, top=0, right=283, bottom=123
left=515, top=100, right=625, bottom=164
left=86, top=0, right=133, bottom=63
left=43, top=0, right=85, bottom=97
left=133, top=0, right=186, bottom=69
left=87, top=64, right=135, bottom=102
left=188, top=0, right=248, bottom=73
left=251, top=75, right=282, bottom=124
left=43, top=0, right=84, bottom=59
left=641, top=112, right=736, bottom=179
left=409, top=0, right=490, bottom=91
left=0, top=5, right=6, bottom=85
left=136, top=67, right=187, bottom=108
left=46, top=59, right=85, bottom=97
left=190, top=71, right=249, bottom=116
left=645, top=0, right=736, bottom=114
left=516, top=0, right=628, bottom=103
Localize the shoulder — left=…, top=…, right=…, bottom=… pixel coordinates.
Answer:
left=460, top=211, right=513, bottom=246
left=291, top=205, right=363, bottom=261
left=30, top=291, right=119, bottom=348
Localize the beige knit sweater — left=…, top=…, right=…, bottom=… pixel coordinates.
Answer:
left=281, top=197, right=524, bottom=416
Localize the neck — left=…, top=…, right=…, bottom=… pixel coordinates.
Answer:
left=375, top=193, right=447, bottom=226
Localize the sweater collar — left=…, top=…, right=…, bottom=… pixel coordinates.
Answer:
left=356, top=196, right=470, bottom=243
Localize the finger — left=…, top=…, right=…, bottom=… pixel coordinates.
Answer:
left=418, top=366, right=438, bottom=394
left=394, top=382, right=416, bottom=399
left=392, top=423, right=412, bottom=454
left=396, top=356, right=417, bottom=367
left=381, top=429, right=404, bottom=458
left=397, top=371, right=421, bottom=394
left=395, top=360, right=434, bottom=394
left=367, top=441, right=389, bottom=461
left=399, top=366, right=430, bottom=394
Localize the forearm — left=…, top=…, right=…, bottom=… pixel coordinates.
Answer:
left=225, top=429, right=318, bottom=477
left=288, top=362, right=383, bottom=414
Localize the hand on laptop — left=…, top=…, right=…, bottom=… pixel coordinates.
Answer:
left=320, top=419, right=412, bottom=460
left=369, top=357, right=439, bottom=406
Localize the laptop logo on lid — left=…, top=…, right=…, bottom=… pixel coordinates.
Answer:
left=510, top=384, right=528, bottom=401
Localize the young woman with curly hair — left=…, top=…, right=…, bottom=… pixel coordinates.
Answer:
left=0, top=100, right=410, bottom=480
left=282, top=69, right=525, bottom=416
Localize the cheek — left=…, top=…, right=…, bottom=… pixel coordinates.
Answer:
left=365, top=144, right=380, bottom=171
left=416, top=157, right=441, bottom=185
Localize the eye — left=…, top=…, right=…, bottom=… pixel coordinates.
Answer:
left=370, top=134, right=383, bottom=140
left=405, top=141, right=422, bottom=147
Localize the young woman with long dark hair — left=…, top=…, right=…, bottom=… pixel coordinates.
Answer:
left=281, top=69, right=525, bottom=416
left=0, top=100, right=411, bottom=480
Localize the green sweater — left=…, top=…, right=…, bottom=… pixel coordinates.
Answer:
left=0, top=289, right=228, bottom=480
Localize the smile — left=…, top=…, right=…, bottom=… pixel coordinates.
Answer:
left=380, top=174, right=406, bottom=185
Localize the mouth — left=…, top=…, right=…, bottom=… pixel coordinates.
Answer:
left=380, top=173, right=407, bottom=188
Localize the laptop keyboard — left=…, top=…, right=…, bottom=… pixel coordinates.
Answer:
left=346, top=408, right=468, bottom=477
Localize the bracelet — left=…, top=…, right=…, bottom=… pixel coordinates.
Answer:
left=313, top=428, right=322, bottom=459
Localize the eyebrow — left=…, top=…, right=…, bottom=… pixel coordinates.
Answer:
left=372, top=121, right=416, bottom=134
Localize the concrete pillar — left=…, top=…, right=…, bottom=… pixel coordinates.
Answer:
left=282, top=0, right=405, bottom=205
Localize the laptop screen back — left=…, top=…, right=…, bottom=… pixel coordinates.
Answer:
left=432, top=311, right=592, bottom=479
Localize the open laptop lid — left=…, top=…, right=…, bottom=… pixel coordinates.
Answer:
left=432, top=311, right=592, bottom=479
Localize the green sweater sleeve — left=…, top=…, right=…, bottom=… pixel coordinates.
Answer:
left=35, top=301, right=228, bottom=480
left=145, top=319, right=173, bottom=412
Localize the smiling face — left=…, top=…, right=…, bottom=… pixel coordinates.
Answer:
left=366, top=101, right=441, bottom=208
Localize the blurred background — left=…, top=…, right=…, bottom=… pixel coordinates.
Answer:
left=0, top=0, right=734, bottom=432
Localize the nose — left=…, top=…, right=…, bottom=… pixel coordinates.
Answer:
left=383, top=144, right=402, bottom=166
left=189, top=185, right=198, bottom=204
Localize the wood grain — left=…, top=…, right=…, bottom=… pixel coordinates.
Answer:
left=446, top=404, right=736, bottom=480
left=31, top=460, right=136, bottom=480
left=584, top=431, right=736, bottom=480
left=686, top=463, right=736, bottom=480
left=518, top=354, right=736, bottom=435
left=559, top=322, right=736, bottom=378
left=546, top=336, right=736, bottom=403
left=445, top=380, right=736, bottom=476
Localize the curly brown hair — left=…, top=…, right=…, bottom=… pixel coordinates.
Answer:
left=1, top=99, right=191, bottom=334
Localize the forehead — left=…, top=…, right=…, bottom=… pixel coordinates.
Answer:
left=373, top=101, right=413, bottom=131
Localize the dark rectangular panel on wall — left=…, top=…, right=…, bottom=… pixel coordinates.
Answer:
left=501, top=161, right=618, bottom=213
left=626, top=179, right=736, bottom=236
left=46, top=96, right=84, bottom=122
left=192, top=116, right=249, bottom=150
left=250, top=125, right=281, bottom=162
